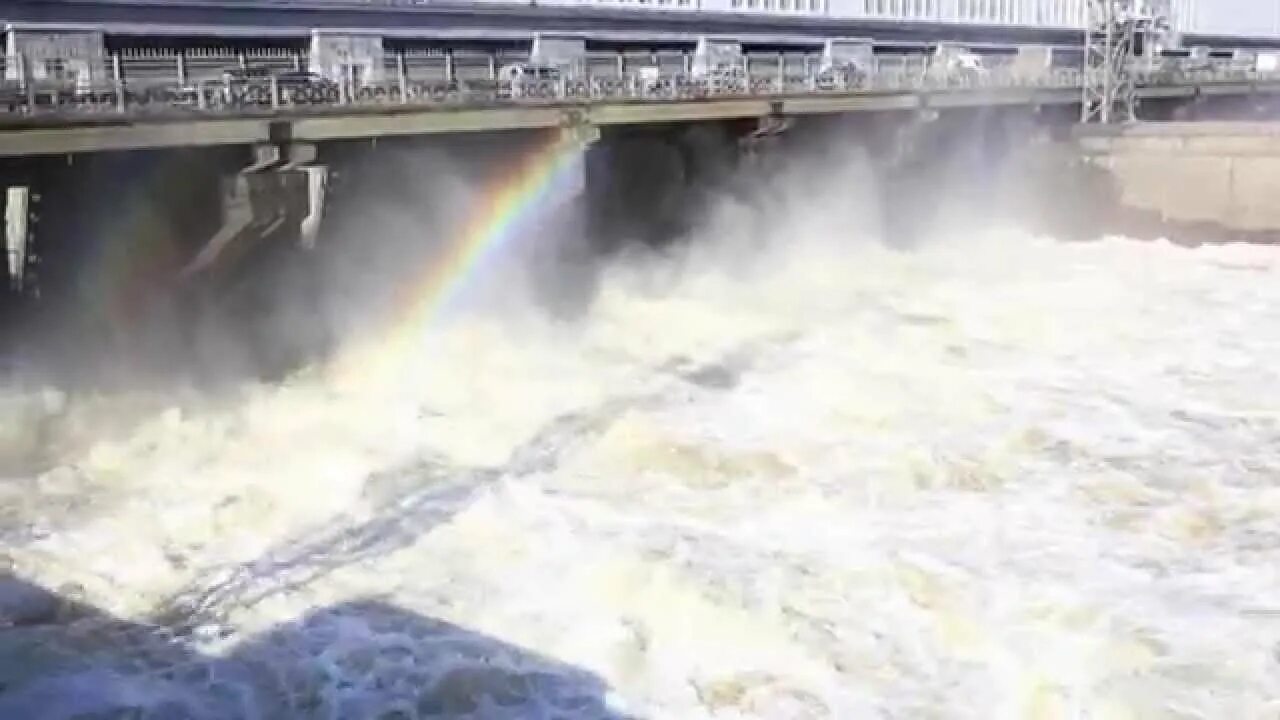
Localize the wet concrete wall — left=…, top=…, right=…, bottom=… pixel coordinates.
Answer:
left=1079, top=122, right=1280, bottom=235
left=0, top=106, right=1085, bottom=394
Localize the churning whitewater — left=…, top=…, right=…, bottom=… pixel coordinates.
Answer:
left=3, top=148, right=1280, bottom=719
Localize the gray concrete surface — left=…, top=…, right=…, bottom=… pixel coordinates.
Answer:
left=1079, top=121, right=1280, bottom=232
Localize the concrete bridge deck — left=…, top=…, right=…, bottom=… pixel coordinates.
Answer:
left=1, top=78, right=1276, bottom=157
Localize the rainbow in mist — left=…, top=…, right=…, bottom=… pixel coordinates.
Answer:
left=333, top=131, right=589, bottom=382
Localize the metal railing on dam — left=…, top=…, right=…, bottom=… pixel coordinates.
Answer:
left=1, top=54, right=1277, bottom=156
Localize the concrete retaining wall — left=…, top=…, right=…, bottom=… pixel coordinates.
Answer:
left=1078, top=122, right=1280, bottom=233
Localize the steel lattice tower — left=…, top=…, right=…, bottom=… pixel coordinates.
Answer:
left=1083, top=0, right=1172, bottom=123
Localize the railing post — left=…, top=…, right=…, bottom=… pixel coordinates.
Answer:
left=444, top=50, right=455, bottom=84
left=238, top=52, right=247, bottom=70
left=270, top=75, right=279, bottom=110
left=111, top=52, right=125, bottom=113
left=615, top=51, right=624, bottom=78
left=177, top=53, right=187, bottom=86
left=397, top=51, right=408, bottom=103
left=488, top=54, right=496, bottom=81
left=197, top=80, right=207, bottom=110
left=19, top=54, right=35, bottom=114
left=292, top=51, right=303, bottom=72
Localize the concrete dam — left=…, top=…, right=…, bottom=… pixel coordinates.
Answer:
left=4, top=56, right=1280, bottom=720
left=3, top=103, right=1272, bottom=380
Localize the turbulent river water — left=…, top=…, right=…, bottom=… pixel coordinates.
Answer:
left=2, top=152, right=1280, bottom=719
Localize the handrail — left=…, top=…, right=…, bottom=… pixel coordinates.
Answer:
left=0, top=61, right=1273, bottom=121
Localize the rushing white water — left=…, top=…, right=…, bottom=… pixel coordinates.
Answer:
left=3, top=153, right=1280, bottom=719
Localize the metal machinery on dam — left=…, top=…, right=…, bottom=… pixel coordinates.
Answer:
left=6, top=0, right=1279, bottom=36
left=1, top=0, right=1277, bottom=138
left=0, top=33, right=1276, bottom=150
left=0, top=0, right=1278, bottom=380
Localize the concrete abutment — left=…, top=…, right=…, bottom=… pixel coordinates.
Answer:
left=1015, top=122, right=1280, bottom=245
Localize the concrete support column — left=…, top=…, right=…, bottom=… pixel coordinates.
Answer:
left=177, top=141, right=331, bottom=379
left=282, top=143, right=328, bottom=251
left=180, top=142, right=326, bottom=283
left=4, top=186, right=31, bottom=294
left=0, top=162, right=42, bottom=342
left=396, top=51, right=408, bottom=101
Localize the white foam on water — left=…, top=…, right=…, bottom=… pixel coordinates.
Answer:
left=4, top=176, right=1280, bottom=719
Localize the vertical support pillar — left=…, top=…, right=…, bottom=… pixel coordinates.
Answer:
left=298, top=166, right=328, bottom=251
left=19, top=55, right=35, bottom=111
left=283, top=143, right=327, bottom=250
left=111, top=52, right=124, bottom=112
left=444, top=50, right=455, bottom=84
left=177, top=53, right=187, bottom=86
left=5, top=187, right=31, bottom=293
left=397, top=51, right=408, bottom=102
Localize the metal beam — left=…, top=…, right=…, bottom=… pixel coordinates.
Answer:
left=291, top=106, right=564, bottom=141
left=926, top=87, right=1079, bottom=108
left=4, top=186, right=29, bottom=293
left=591, top=99, right=773, bottom=124
left=782, top=94, right=920, bottom=114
